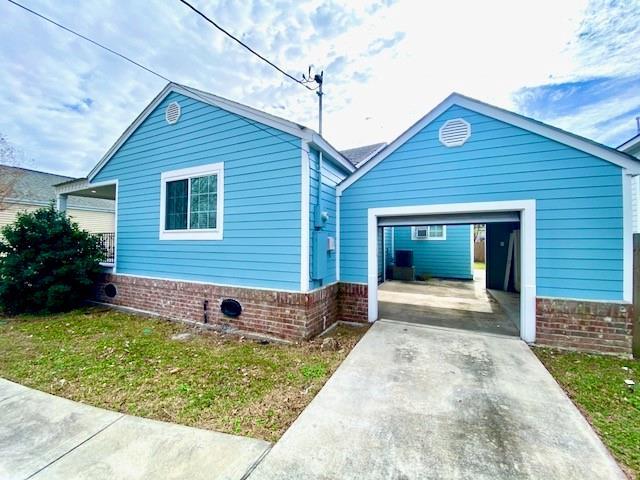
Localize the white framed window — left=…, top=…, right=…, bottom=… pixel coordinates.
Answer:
left=159, top=162, right=224, bottom=240
left=411, top=225, right=446, bottom=241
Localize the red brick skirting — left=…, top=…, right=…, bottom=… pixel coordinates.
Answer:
left=94, top=276, right=633, bottom=354
left=94, top=274, right=339, bottom=341
left=536, top=297, right=633, bottom=356
left=338, top=282, right=368, bottom=324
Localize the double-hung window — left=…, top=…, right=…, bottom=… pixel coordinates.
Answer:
left=412, top=225, right=446, bottom=241
left=159, top=162, right=224, bottom=240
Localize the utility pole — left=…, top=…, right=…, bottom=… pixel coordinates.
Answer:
left=315, top=71, right=324, bottom=135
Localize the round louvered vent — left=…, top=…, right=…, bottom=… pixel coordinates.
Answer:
left=165, top=101, right=181, bottom=125
left=439, top=118, right=471, bottom=147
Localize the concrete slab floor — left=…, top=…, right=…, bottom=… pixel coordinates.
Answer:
left=379, top=271, right=519, bottom=336
left=0, top=379, right=270, bottom=480
left=248, top=320, right=625, bottom=480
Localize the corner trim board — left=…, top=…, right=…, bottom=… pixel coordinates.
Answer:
left=300, top=141, right=311, bottom=291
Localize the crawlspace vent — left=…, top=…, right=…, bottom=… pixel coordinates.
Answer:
left=165, top=101, right=181, bottom=125
left=439, top=118, right=471, bottom=147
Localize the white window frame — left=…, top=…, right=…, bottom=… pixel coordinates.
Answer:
left=411, top=225, right=446, bottom=241
left=159, top=162, right=224, bottom=240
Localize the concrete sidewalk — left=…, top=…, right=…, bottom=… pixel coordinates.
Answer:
left=248, top=320, right=626, bottom=480
left=0, top=379, right=270, bottom=480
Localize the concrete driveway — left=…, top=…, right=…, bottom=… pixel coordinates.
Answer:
left=0, top=379, right=270, bottom=480
left=379, top=270, right=520, bottom=337
left=249, top=320, right=625, bottom=479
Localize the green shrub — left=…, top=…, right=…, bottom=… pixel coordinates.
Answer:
left=0, top=204, right=103, bottom=314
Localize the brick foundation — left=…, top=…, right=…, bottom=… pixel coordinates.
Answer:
left=93, top=276, right=634, bottom=354
left=536, top=297, right=633, bottom=356
left=94, top=274, right=339, bottom=341
left=338, top=283, right=369, bottom=323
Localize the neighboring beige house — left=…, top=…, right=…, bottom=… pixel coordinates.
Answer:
left=0, top=165, right=115, bottom=233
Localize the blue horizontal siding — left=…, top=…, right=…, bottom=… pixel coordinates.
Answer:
left=392, top=226, right=472, bottom=279
left=340, top=105, right=624, bottom=301
left=94, top=92, right=302, bottom=290
left=309, top=148, right=348, bottom=289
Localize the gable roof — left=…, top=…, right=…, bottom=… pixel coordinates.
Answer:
left=88, top=83, right=354, bottom=181
left=0, top=165, right=114, bottom=211
left=618, top=133, right=640, bottom=155
left=337, top=92, right=640, bottom=194
left=340, top=143, right=386, bottom=166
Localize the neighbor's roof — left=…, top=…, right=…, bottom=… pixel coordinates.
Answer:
left=618, top=133, right=640, bottom=155
left=0, top=165, right=115, bottom=211
left=340, top=143, right=387, bottom=167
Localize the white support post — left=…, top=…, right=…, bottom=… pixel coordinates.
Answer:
left=56, top=194, right=67, bottom=213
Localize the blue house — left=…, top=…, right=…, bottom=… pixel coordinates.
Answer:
left=380, top=225, right=473, bottom=281
left=56, top=83, right=638, bottom=355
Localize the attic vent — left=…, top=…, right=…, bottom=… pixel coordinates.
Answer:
left=165, top=101, right=181, bottom=125
left=439, top=118, right=471, bottom=147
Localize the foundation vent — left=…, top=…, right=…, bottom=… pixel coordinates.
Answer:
left=165, top=101, right=181, bottom=125
left=439, top=118, right=471, bottom=147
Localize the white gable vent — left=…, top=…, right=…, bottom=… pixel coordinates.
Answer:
left=439, top=118, right=471, bottom=147
left=165, top=101, right=181, bottom=125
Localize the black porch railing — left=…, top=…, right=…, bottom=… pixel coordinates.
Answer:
left=95, top=232, right=115, bottom=264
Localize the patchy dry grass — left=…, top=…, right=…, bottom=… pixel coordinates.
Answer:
left=535, top=348, right=640, bottom=479
left=0, top=308, right=367, bottom=442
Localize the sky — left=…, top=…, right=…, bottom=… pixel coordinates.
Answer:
left=1, top=0, right=639, bottom=177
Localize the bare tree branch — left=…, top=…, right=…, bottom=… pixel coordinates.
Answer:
left=0, top=134, right=24, bottom=211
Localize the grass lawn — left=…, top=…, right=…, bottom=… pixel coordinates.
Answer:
left=0, top=308, right=367, bottom=442
left=535, top=348, right=640, bottom=479
left=473, top=261, right=485, bottom=270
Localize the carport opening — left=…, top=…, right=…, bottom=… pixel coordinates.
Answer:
left=377, top=215, right=521, bottom=337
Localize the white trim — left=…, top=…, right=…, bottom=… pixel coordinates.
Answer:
left=367, top=200, right=537, bottom=343
left=355, top=143, right=387, bottom=167
left=87, top=83, right=353, bottom=182
left=300, top=142, right=311, bottom=291
left=623, top=171, right=633, bottom=302
left=336, top=195, right=341, bottom=281
left=158, top=162, right=224, bottom=241
left=618, top=134, right=640, bottom=153
left=310, top=134, right=356, bottom=173
left=338, top=93, right=640, bottom=194
left=411, top=225, right=447, bottom=240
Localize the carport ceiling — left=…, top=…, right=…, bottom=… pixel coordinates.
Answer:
left=377, top=211, right=520, bottom=226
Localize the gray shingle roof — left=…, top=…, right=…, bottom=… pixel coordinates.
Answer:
left=340, top=143, right=386, bottom=166
left=0, top=165, right=115, bottom=211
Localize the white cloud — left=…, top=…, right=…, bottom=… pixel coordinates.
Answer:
left=0, top=0, right=638, bottom=176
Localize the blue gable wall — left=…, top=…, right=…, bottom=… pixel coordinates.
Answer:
left=393, top=225, right=473, bottom=280
left=93, top=92, right=303, bottom=291
left=309, top=148, right=349, bottom=289
left=340, top=105, right=624, bottom=301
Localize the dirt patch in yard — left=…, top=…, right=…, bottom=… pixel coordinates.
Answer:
left=0, top=308, right=367, bottom=442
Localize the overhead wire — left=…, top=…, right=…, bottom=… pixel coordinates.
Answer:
left=5, top=0, right=327, bottom=155
left=176, top=0, right=316, bottom=91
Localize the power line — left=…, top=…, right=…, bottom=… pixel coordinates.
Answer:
left=6, top=0, right=319, bottom=153
left=177, top=0, right=315, bottom=91
left=6, top=0, right=171, bottom=82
